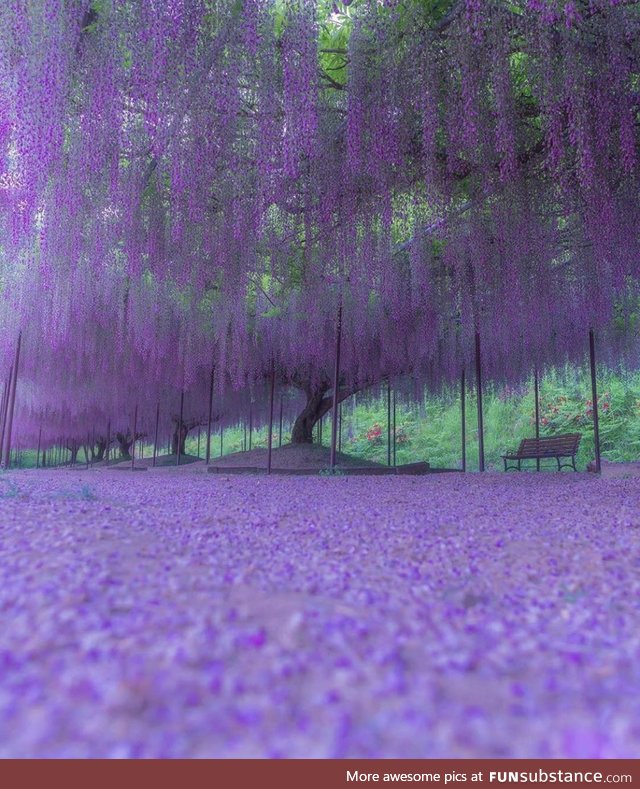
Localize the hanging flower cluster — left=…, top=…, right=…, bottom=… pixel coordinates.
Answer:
left=0, top=0, right=638, bottom=448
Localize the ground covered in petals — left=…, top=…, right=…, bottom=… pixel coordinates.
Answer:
left=1, top=469, right=639, bottom=758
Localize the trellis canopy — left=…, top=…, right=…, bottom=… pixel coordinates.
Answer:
left=0, top=0, right=639, bottom=447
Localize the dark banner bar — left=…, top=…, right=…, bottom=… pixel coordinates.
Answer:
left=1, top=760, right=638, bottom=789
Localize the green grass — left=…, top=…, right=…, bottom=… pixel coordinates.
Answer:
left=334, top=365, right=640, bottom=472
left=10, top=365, right=640, bottom=472
left=183, top=364, right=640, bottom=472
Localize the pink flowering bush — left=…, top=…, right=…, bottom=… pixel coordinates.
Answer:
left=365, top=423, right=383, bottom=445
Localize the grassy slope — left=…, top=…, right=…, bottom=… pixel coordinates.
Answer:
left=10, top=366, right=640, bottom=472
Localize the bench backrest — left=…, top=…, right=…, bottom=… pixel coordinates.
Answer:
left=517, top=433, right=581, bottom=457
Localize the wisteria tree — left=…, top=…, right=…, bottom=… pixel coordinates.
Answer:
left=0, top=0, right=639, bottom=453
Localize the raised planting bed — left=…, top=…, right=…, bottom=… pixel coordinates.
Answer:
left=206, top=462, right=434, bottom=476
left=395, top=461, right=432, bottom=475
left=208, top=466, right=260, bottom=475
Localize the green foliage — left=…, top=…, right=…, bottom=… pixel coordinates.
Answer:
left=304, top=366, right=640, bottom=472
left=177, top=366, right=640, bottom=472
left=24, top=367, right=640, bottom=473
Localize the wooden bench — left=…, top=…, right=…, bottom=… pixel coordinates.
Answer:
left=502, top=433, right=581, bottom=472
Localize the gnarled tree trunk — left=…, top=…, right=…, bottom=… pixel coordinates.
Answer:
left=115, top=430, right=145, bottom=460
left=116, top=434, right=132, bottom=460
left=290, top=388, right=332, bottom=444
left=92, top=437, right=106, bottom=462
left=65, top=440, right=79, bottom=466
left=171, top=421, right=188, bottom=456
left=289, top=374, right=377, bottom=445
left=171, top=416, right=204, bottom=456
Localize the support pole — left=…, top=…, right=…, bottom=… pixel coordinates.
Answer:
left=0, top=371, right=10, bottom=459
left=267, top=361, right=275, bottom=474
left=589, top=329, right=601, bottom=473
left=278, top=395, right=283, bottom=448
left=131, top=403, right=138, bottom=471
left=475, top=331, right=485, bottom=472
left=3, top=332, right=22, bottom=469
left=205, top=366, right=215, bottom=464
left=461, top=369, right=466, bottom=472
left=248, top=404, right=253, bottom=451
left=387, top=380, right=392, bottom=466
left=177, top=389, right=184, bottom=466
left=392, top=387, right=397, bottom=467
left=220, top=424, right=223, bottom=457
left=152, top=403, right=159, bottom=467
left=534, top=366, right=541, bottom=472
left=197, top=426, right=201, bottom=459
left=36, top=426, right=42, bottom=469
left=338, top=401, right=342, bottom=454
left=329, top=302, right=343, bottom=472
left=106, top=419, right=111, bottom=464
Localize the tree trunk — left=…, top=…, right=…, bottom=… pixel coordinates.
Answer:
left=117, top=436, right=132, bottom=460
left=66, top=442, right=79, bottom=466
left=291, top=389, right=331, bottom=444
left=171, top=421, right=188, bottom=456
left=171, top=417, right=203, bottom=456
left=93, top=438, right=106, bottom=462
left=115, top=429, right=145, bottom=460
